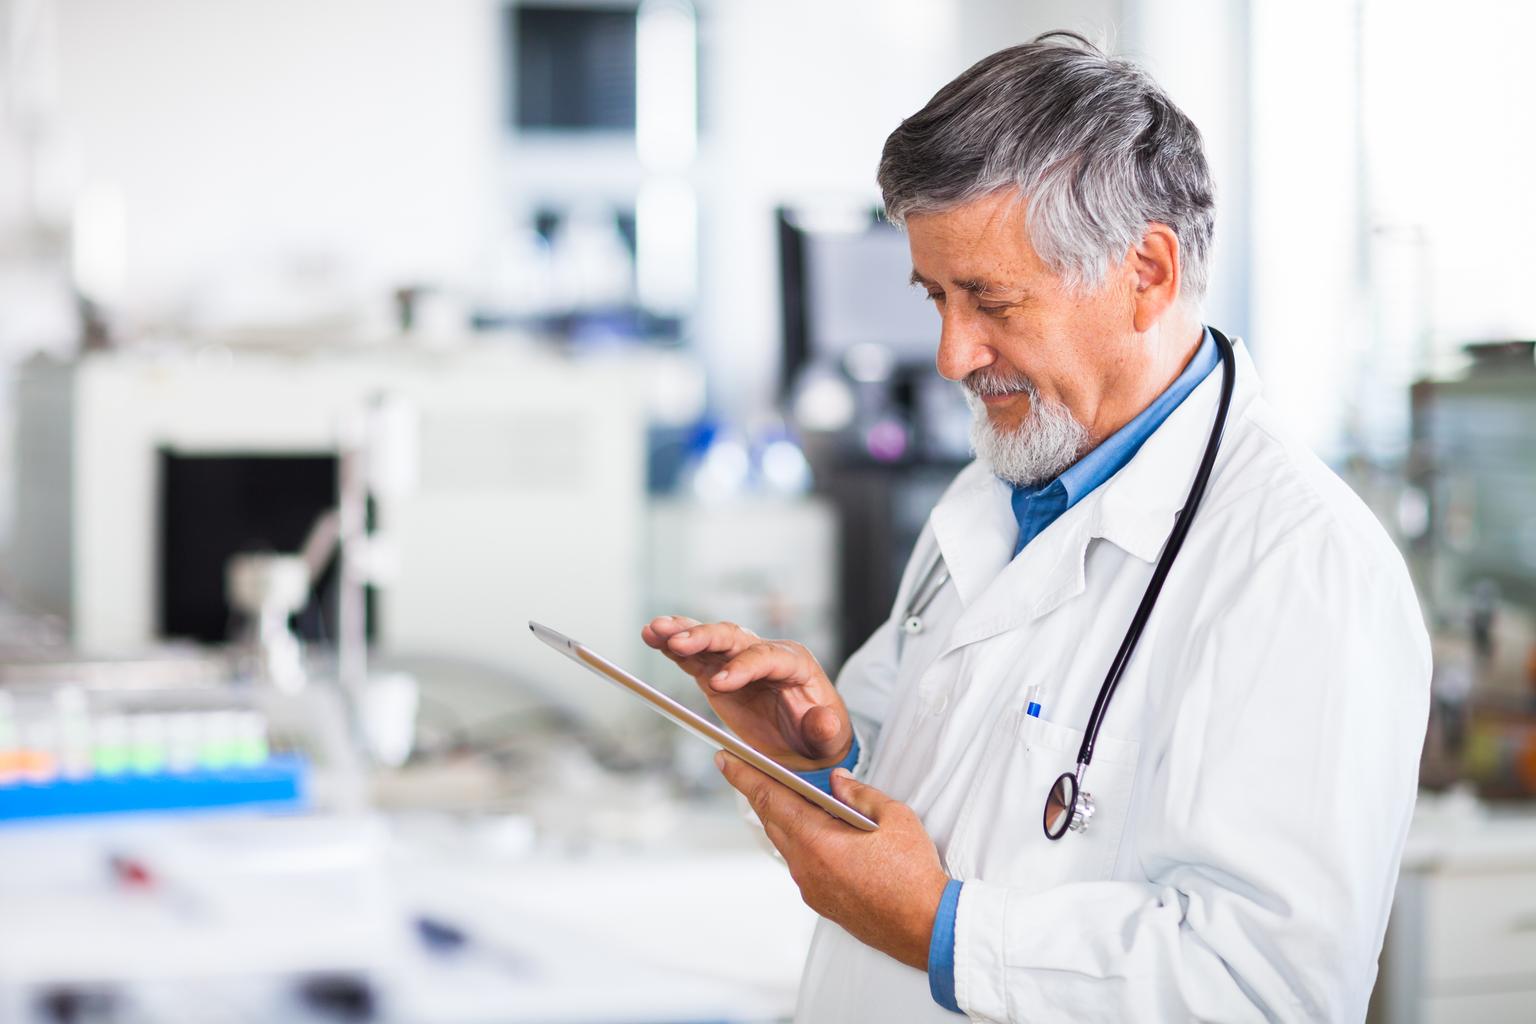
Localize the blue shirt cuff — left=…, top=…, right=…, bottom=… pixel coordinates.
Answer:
left=928, top=878, right=963, bottom=1014
left=791, top=736, right=860, bottom=795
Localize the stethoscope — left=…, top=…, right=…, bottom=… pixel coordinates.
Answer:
left=902, top=552, right=951, bottom=636
left=899, top=327, right=1238, bottom=841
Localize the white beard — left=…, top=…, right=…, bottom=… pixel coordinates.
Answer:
left=962, top=370, right=1090, bottom=487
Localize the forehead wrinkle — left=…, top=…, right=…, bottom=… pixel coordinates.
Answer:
left=959, top=196, right=1035, bottom=297
left=907, top=194, right=1036, bottom=297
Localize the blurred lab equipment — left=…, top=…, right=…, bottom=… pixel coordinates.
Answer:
left=776, top=205, right=972, bottom=460
left=0, top=624, right=374, bottom=821
left=8, top=341, right=654, bottom=733
left=1412, top=341, right=1536, bottom=609
left=471, top=204, right=687, bottom=347
left=226, top=552, right=313, bottom=692
left=0, top=814, right=403, bottom=1024
left=777, top=205, right=972, bottom=655
left=0, top=604, right=815, bottom=1022
left=546, top=203, right=637, bottom=314
left=0, top=688, right=817, bottom=1023
left=0, top=683, right=304, bottom=822
left=646, top=495, right=839, bottom=675
left=1410, top=340, right=1536, bottom=800
left=671, top=419, right=813, bottom=501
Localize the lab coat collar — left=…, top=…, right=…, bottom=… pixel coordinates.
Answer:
left=929, top=338, right=1262, bottom=645
left=1091, top=337, right=1261, bottom=563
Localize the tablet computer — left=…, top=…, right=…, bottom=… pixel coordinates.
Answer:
left=529, top=621, right=877, bottom=831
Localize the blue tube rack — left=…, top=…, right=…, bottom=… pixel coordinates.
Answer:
left=0, top=754, right=308, bottom=822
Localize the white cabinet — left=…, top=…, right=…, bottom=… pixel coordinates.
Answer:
left=1374, top=803, right=1536, bottom=1023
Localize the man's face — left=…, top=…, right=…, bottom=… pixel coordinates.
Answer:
left=906, top=190, right=1141, bottom=482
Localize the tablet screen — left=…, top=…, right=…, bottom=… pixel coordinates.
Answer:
left=529, top=621, right=877, bottom=831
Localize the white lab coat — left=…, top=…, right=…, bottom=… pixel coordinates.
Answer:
left=793, top=342, right=1430, bottom=1023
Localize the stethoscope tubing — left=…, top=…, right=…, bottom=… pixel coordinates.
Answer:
left=898, top=328, right=1239, bottom=772
left=903, top=553, right=951, bottom=633
left=1074, top=327, right=1237, bottom=768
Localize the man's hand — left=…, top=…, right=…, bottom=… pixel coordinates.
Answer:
left=642, top=616, right=853, bottom=771
left=716, top=751, right=949, bottom=971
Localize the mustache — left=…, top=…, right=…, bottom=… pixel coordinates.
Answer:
left=963, top=366, right=1038, bottom=400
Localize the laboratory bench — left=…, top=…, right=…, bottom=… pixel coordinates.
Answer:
left=0, top=805, right=814, bottom=1024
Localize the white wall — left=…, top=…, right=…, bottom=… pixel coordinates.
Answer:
left=1124, top=0, right=1250, bottom=340
left=4, top=0, right=1144, bottom=558
left=1362, top=0, right=1536, bottom=357
left=1240, top=0, right=1536, bottom=460
left=39, top=0, right=1130, bottom=422
left=1247, top=0, right=1367, bottom=458
left=51, top=0, right=501, bottom=320
left=957, top=0, right=1127, bottom=65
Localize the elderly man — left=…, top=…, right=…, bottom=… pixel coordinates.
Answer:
left=645, top=33, right=1428, bottom=1022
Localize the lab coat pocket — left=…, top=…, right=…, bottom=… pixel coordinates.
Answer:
left=946, top=711, right=1139, bottom=895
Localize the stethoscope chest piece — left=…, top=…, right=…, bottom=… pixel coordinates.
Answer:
left=1043, top=769, right=1095, bottom=839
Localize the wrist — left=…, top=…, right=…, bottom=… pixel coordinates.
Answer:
left=790, top=736, right=860, bottom=794
left=814, top=735, right=857, bottom=770
left=898, top=870, right=951, bottom=970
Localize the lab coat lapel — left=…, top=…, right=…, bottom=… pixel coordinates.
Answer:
left=929, top=464, right=1016, bottom=609
left=936, top=340, right=1263, bottom=652
left=939, top=497, right=1094, bottom=653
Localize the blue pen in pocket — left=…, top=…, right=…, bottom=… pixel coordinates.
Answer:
left=1025, top=685, right=1045, bottom=720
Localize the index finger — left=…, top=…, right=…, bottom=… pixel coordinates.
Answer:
left=641, top=615, right=702, bottom=649
left=707, top=640, right=818, bottom=694
left=662, top=620, right=759, bottom=660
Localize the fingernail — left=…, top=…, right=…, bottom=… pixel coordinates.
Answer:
left=832, top=768, right=854, bottom=781
left=711, top=670, right=728, bottom=683
left=714, top=751, right=726, bottom=771
left=675, top=630, right=690, bottom=639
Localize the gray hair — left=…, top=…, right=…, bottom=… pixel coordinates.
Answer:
left=878, top=32, right=1215, bottom=299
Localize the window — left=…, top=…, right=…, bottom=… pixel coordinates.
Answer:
left=511, top=5, right=638, bottom=132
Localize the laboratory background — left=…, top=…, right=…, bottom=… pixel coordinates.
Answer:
left=0, top=0, right=1532, bottom=1021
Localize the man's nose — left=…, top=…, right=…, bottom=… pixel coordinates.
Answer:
left=935, top=310, right=995, bottom=383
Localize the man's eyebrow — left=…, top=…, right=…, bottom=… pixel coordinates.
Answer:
left=909, top=271, right=1028, bottom=301
left=957, top=277, right=1004, bottom=296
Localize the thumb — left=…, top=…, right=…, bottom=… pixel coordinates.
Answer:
left=800, top=703, right=850, bottom=760
left=830, top=767, right=889, bottom=820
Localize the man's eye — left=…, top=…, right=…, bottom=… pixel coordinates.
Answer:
left=925, top=291, right=944, bottom=303
left=979, top=305, right=1010, bottom=316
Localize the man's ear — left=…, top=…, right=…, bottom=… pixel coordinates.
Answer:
left=1130, top=223, right=1181, bottom=333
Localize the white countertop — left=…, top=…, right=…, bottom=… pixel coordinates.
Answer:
left=0, top=807, right=814, bottom=1024
left=1401, top=788, right=1536, bottom=872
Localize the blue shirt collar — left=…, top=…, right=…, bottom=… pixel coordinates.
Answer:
left=1010, top=327, right=1219, bottom=555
